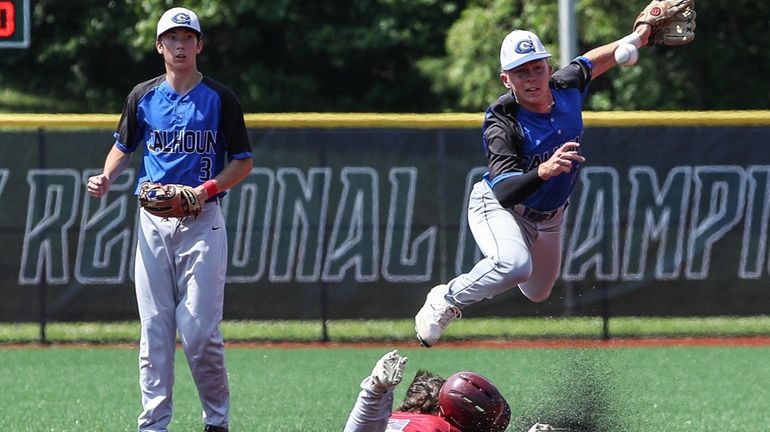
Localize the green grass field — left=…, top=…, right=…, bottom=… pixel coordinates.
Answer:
left=1, top=343, right=769, bottom=431
left=2, top=318, right=770, bottom=431
left=0, top=317, right=770, bottom=432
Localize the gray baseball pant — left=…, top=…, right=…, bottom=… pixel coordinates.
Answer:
left=134, top=203, right=229, bottom=432
left=445, top=180, right=565, bottom=306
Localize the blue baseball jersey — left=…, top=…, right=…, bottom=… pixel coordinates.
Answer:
left=482, top=57, right=593, bottom=211
left=114, top=74, right=253, bottom=195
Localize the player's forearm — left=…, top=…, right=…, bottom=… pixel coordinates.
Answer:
left=102, top=145, right=133, bottom=183
left=584, top=25, right=651, bottom=79
left=490, top=170, right=544, bottom=208
left=197, top=157, right=254, bottom=199
left=343, top=377, right=393, bottom=432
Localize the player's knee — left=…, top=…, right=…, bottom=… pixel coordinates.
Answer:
left=520, top=281, right=555, bottom=303
left=494, top=254, right=532, bottom=286
left=523, top=288, right=552, bottom=303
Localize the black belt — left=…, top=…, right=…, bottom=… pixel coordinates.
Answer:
left=519, top=206, right=559, bottom=222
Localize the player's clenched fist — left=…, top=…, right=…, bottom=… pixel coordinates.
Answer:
left=87, top=174, right=110, bottom=198
left=537, top=142, right=586, bottom=180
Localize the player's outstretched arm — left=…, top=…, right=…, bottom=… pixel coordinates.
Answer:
left=584, top=0, right=695, bottom=79
left=87, top=145, right=133, bottom=198
left=343, top=350, right=408, bottom=432
left=583, top=24, right=651, bottom=79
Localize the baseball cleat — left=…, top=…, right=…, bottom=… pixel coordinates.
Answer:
left=414, top=284, right=462, bottom=347
left=371, top=350, right=408, bottom=393
left=527, top=423, right=572, bottom=431
left=203, top=425, right=228, bottom=432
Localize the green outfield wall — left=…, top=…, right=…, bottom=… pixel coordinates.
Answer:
left=1, top=112, right=769, bottom=322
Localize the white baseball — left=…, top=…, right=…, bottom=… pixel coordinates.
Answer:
left=614, top=43, right=638, bottom=67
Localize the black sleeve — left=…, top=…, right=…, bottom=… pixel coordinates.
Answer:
left=550, top=58, right=592, bottom=91
left=220, top=88, right=251, bottom=157
left=483, top=95, right=526, bottom=180
left=115, top=76, right=162, bottom=151
left=490, top=170, right=544, bottom=208
left=204, top=77, right=252, bottom=158
left=482, top=95, right=544, bottom=207
left=114, top=92, right=139, bottom=151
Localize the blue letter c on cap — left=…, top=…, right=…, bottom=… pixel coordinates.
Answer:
left=515, top=38, right=535, bottom=54
left=172, top=13, right=191, bottom=25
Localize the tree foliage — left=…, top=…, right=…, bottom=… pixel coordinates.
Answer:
left=0, top=0, right=768, bottom=113
left=1, top=0, right=464, bottom=112
left=421, top=0, right=770, bottom=111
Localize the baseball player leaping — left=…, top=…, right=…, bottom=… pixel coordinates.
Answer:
left=86, top=7, right=253, bottom=432
left=415, top=2, right=693, bottom=347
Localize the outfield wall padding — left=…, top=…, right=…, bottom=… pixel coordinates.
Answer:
left=1, top=112, right=769, bottom=322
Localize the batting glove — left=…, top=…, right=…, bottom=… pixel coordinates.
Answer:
left=370, top=350, right=408, bottom=394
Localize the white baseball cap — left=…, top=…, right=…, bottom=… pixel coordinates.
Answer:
left=156, top=7, right=201, bottom=38
left=499, top=30, right=551, bottom=71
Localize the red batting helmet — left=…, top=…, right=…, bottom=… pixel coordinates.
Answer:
left=438, top=371, right=511, bottom=432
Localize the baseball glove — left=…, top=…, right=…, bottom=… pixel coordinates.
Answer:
left=634, top=0, right=696, bottom=46
left=138, top=181, right=202, bottom=218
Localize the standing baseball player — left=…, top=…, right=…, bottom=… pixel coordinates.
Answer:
left=415, top=1, right=694, bottom=347
left=86, top=7, right=253, bottom=432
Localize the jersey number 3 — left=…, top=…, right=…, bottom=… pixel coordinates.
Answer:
left=199, top=157, right=213, bottom=181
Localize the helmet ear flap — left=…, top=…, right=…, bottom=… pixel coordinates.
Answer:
left=438, top=372, right=511, bottom=432
left=496, top=399, right=512, bottom=432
